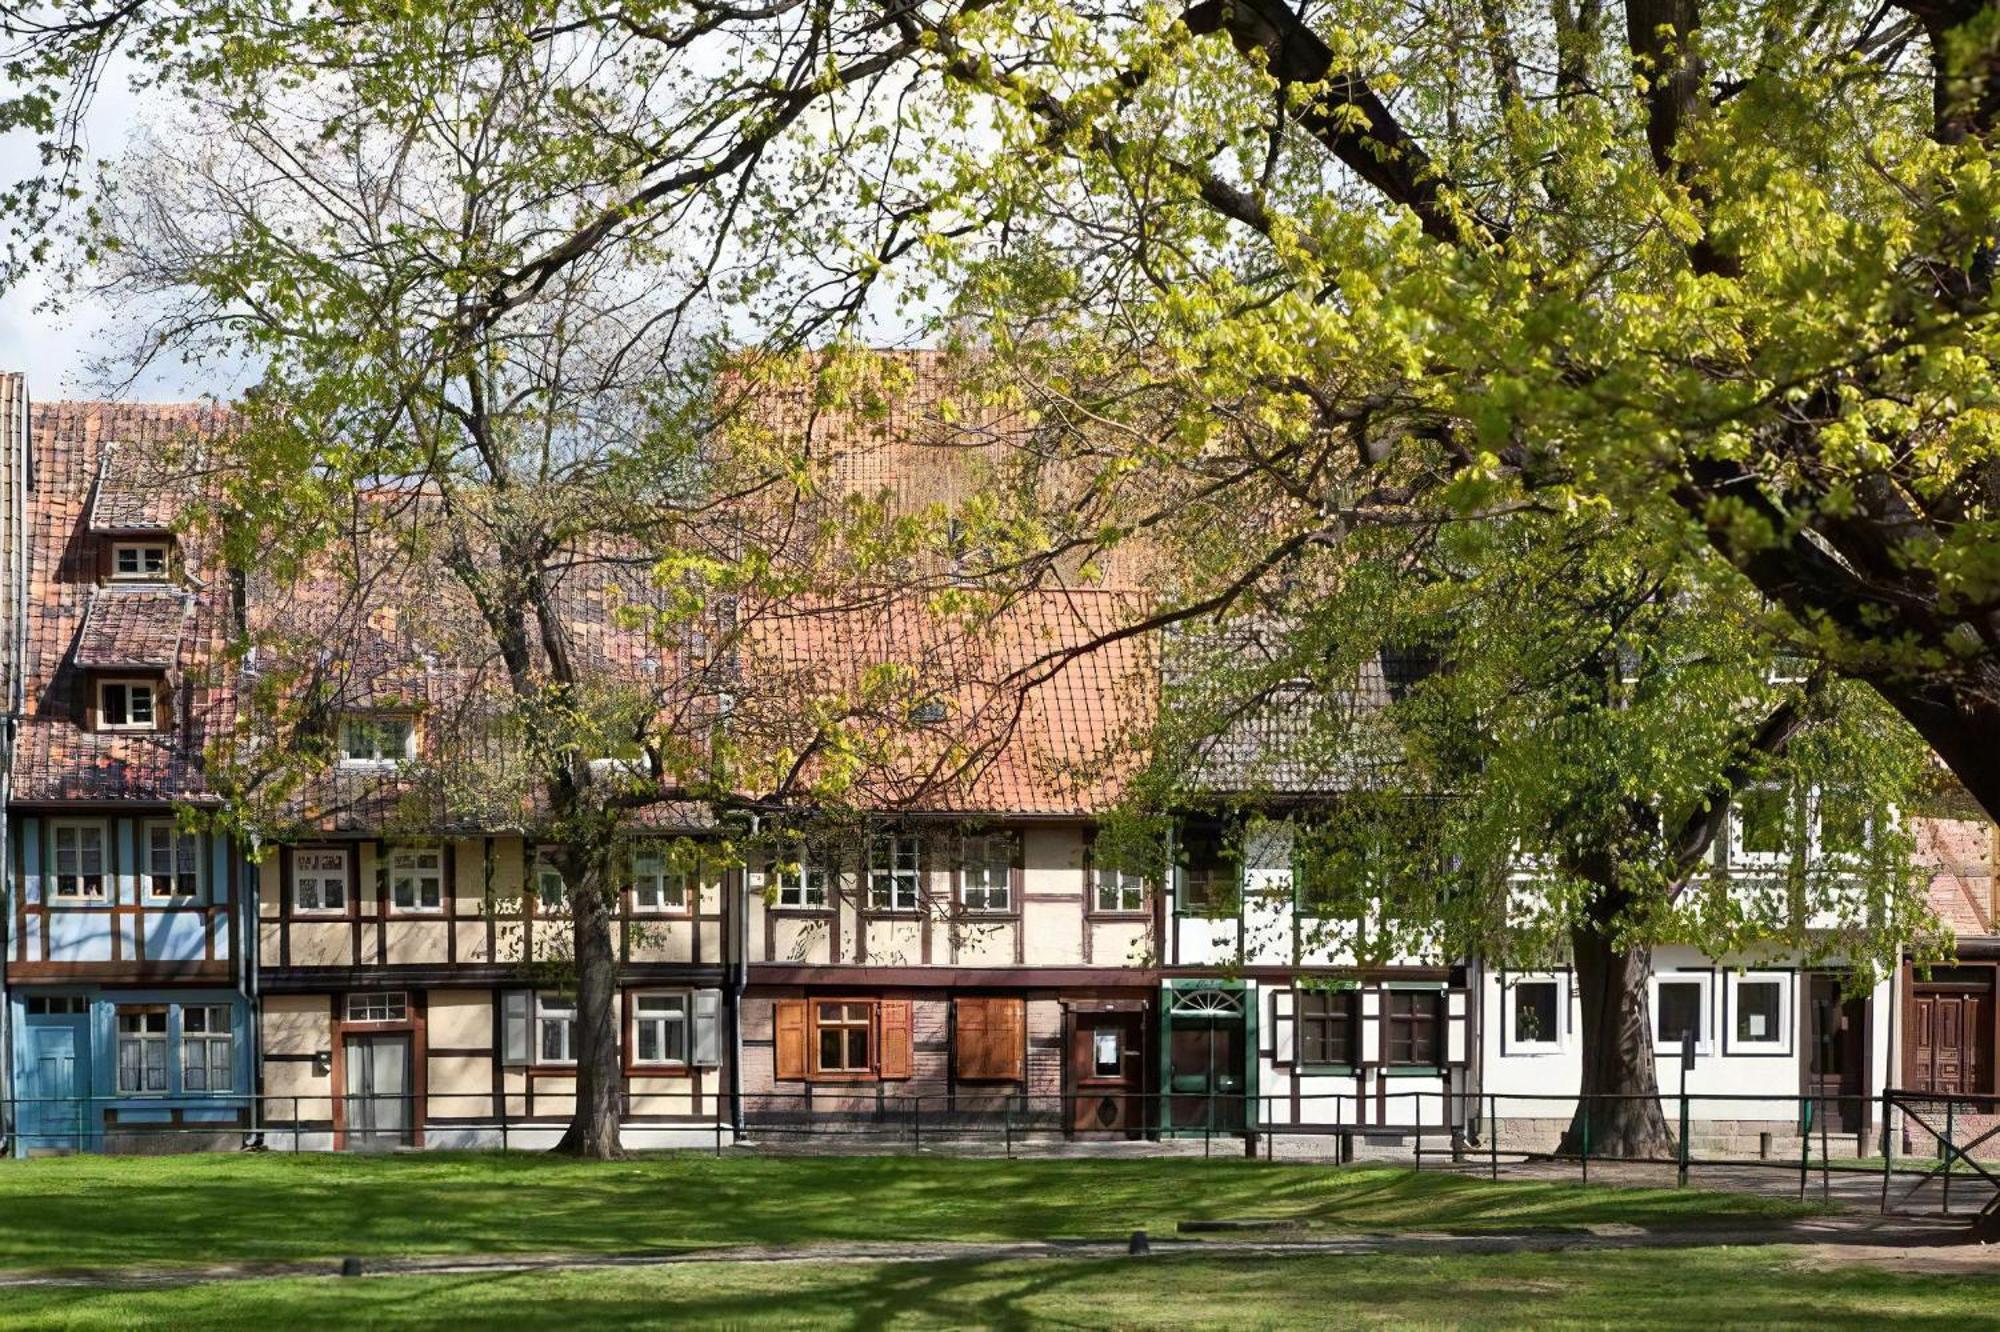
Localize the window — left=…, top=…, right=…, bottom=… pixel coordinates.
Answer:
left=1384, top=990, right=1443, bottom=1067
left=959, top=835, right=1013, bottom=913
left=339, top=715, right=413, bottom=765
left=98, top=678, right=157, bottom=731
left=1178, top=826, right=1236, bottom=917
left=1298, top=989, right=1358, bottom=1067
left=632, top=848, right=689, bottom=913
left=291, top=848, right=349, bottom=913
left=345, top=992, right=408, bottom=1023
left=1817, top=791, right=1873, bottom=859
left=117, top=1007, right=170, bottom=1093
left=1733, top=786, right=1793, bottom=862
left=389, top=847, right=444, bottom=912
left=1508, top=978, right=1562, bottom=1054
left=535, top=857, right=569, bottom=914
left=868, top=833, right=921, bottom=912
left=774, top=844, right=829, bottom=909
left=633, top=993, right=689, bottom=1066
left=1654, top=976, right=1710, bottom=1054
left=111, top=543, right=170, bottom=580
left=144, top=823, right=201, bottom=899
left=26, top=996, right=87, bottom=1015
left=537, top=994, right=577, bottom=1064
left=181, top=1005, right=234, bottom=1092
left=1091, top=1028, right=1122, bottom=1078
left=1730, top=974, right=1789, bottom=1052
left=50, top=823, right=107, bottom=899
left=816, top=1001, right=873, bottom=1073
left=1091, top=840, right=1147, bottom=915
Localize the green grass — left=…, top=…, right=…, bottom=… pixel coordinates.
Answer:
left=2, top=1248, right=1994, bottom=1330
left=0, top=1155, right=1815, bottom=1273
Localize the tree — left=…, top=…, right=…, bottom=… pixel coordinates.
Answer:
left=899, top=0, right=2000, bottom=822
left=1128, top=503, right=1936, bottom=1155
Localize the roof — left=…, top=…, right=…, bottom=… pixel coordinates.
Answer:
left=74, top=586, right=190, bottom=670
left=88, top=439, right=195, bottom=533
left=735, top=587, right=1156, bottom=815
left=13, top=400, right=236, bottom=805
left=1919, top=816, right=1997, bottom=940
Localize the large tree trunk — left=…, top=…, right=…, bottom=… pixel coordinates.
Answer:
left=555, top=868, right=624, bottom=1159
left=1874, top=674, right=2000, bottom=825
left=1557, top=917, right=1675, bottom=1159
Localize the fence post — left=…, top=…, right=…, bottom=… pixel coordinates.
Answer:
left=1820, top=1085, right=1831, bottom=1205
left=294, top=1095, right=302, bottom=1155
left=913, top=1095, right=921, bottom=1155
left=1489, top=1093, right=1499, bottom=1181
left=1677, top=1092, right=1690, bottom=1189
left=1413, top=1093, right=1423, bottom=1172
left=1580, top=1099, right=1589, bottom=1187
left=1944, top=1098, right=1955, bottom=1216
left=1880, top=1092, right=1894, bottom=1216
left=1004, top=1097, right=1013, bottom=1160
left=1798, top=1096, right=1812, bottom=1202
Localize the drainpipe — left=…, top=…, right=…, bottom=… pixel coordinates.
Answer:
left=0, top=378, right=28, bottom=1154
left=244, top=833, right=262, bottom=1147
left=729, top=812, right=756, bottom=1140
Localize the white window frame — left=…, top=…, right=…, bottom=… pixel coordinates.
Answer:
left=49, top=820, right=109, bottom=901
left=1728, top=785, right=1794, bottom=870
left=774, top=844, right=830, bottom=910
left=291, top=847, right=350, bottom=915
left=337, top=714, right=415, bottom=767
left=1502, top=973, right=1566, bottom=1056
left=344, top=991, right=409, bottom=1023
left=867, top=832, right=921, bottom=912
left=143, top=821, right=202, bottom=901
left=1810, top=788, right=1875, bottom=864
left=116, top=1006, right=171, bottom=1095
left=180, top=1004, right=235, bottom=1093
left=98, top=677, right=158, bottom=732
left=631, top=847, right=690, bottom=914
left=110, top=541, right=171, bottom=581
left=1650, top=972, right=1715, bottom=1057
left=388, top=846, right=445, bottom=914
left=536, top=993, right=577, bottom=1065
left=958, top=834, right=1013, bottom=914
left=631, top=992, right=690, bottom=1067
left=1725, top=971, right=1792, bottom=1054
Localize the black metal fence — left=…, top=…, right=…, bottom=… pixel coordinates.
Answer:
left=0, top=1086, right=1992, bottom=1218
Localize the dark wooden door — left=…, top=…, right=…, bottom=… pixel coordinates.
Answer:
left=1069, top=1012, right=1145, bottom=1135
left=1168, top=1022, right=1246, bottom=1132
left=1909, top=984, right=1992, bottom=1098
left=1807, top=977, right=1866, bottom=1133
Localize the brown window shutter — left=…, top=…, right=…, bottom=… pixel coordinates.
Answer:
left=955, top=998, right=990, bottom=1080
left=879, top=999, right=914, bottom=1080
left=996, top=997, right=1025, bottom=1080
left=774, top=999, right=808, bottom=1080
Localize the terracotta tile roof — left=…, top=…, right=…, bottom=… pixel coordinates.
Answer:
left=14, top=399, right=236, bottom=805
left=737, top=588, right=1156, bottom=815
left=74, top=586, right=190, bottom=669
left=88, top=441, right=190, bottom=533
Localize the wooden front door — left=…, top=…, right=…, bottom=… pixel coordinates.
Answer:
left=1908, top=975, right=1994, bottom=1097
left=1806, top=976, right=1866, bottom=1133
left=1070, top=1012, right=1145, bottom=1135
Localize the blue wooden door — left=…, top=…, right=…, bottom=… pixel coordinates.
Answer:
left=22, top=1020, right=89, bottom=1154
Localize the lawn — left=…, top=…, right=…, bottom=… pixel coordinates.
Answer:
left=3, top=1248, right=1996, bottom=1330
left=0, top=1154, right=1814, bottom=1273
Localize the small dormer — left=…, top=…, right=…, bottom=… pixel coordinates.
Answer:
left=73, top=585, right=191, bottom=733
left=89, top=442, right=182, bottom=584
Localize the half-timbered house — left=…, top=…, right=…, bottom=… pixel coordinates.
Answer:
left=3, top=401, right=257, bottom=1154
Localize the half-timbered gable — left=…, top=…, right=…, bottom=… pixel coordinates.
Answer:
left=5, top=400, right=256, bottom=1154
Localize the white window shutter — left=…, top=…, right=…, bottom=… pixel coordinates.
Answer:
left=1447, top=989, right=1469, bottom=1064
left=502, top=990, right=531, bottom=1066
left=1272, top=989, right=1295, bottom=1065
left=692, top=990, right=722, bottom=1066
left=1360, top=989, right=1383, bottom=1064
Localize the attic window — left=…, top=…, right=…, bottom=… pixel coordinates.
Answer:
left=111, top=543, right=171, bottom=581
left=339, top=716, right=414, bottom=766
left=98, top=678, right=158, bottom=731
left=910, top=700, right=948, bottom=725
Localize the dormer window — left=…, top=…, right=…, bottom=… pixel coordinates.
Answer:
left=111, top=542, right=171, bottom=581
left=339, top=715, right=415, bottom=766
left=98, top=678, right=158, bottom=731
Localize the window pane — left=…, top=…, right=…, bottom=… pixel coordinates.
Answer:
left=819, top=1029, right=842, bottom=1071
left=1738, top=788, right=1790, bottom=855
left=1092, top=1030, right=1120, bottom=1076
left=845, top=1028, right=869, bottom=1070
left=1737, top=981, right=1783, bottom=1042
left=638, top=1024, right=660, bottom=1063
left=1657, top=982, right=1703, bottom=1045
left=1514, top=983, right=1558, bottom=1044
